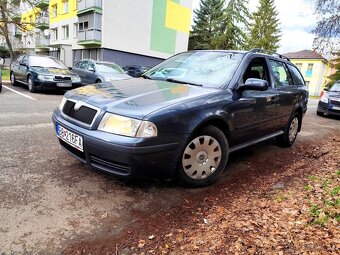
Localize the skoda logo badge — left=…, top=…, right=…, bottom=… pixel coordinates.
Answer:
left=74, top=101, right=83, bottom=111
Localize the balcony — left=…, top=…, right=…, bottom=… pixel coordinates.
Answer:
left=36, top=16, right=49, bottom=29
left=78, top=0, right=103, bottom=15
left=36, top=37, right=50, bottom=49
left=78, top=29, right=102, bottom=46
left=35, top=0, right=49, bottom=9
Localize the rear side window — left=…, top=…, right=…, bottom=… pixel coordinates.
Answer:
left=268, top=60, right=293, bottom=87
left=287, top=64, right=305, bottom=86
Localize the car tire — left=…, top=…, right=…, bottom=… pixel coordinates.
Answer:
left=317, top=111, right=324, bottom=116
left=27, top=76, right=36, bottom=93
left=277, top=112, right=300, bottom=147
left=177, top=126, right=229, bottom=187
left=95, top=79, right=102, bottom=83
left=10, top=72, right=18, bottom=86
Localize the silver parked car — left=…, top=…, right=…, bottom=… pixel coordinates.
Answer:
left=72, top=59, right=132, bottom=85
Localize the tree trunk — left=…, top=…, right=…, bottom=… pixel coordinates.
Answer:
left=0, top=5, right=14, bottom=65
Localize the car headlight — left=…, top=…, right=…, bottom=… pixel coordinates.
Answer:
left=320, top=93, right=329, bottom=103
left=59, top=96, right=67, bottom=111
left=38, top=74, right=54, bottom=81
left=72, top=76, right=81, bottom=83
left=98, top=113, right=158, bottom=138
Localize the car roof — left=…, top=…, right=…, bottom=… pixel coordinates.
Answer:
left=79, top=59, right=120, bottom=65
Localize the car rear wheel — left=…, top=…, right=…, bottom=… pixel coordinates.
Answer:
left=277, top=112, right=300, bottom=147
left=178, top=126, right=229, bottom=187
left=10, top=72, right=18, bottom=86
left=27, top=76, right=36, bottom=93
left=95, top=79, right=102, bottom=83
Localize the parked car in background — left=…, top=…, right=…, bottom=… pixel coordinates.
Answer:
left=10, top=54, right=82, bottom=93
left=53, top=49, right=308, bottom=187
left=317, top=81, right=340, bottom=116
left=0, top=68, right=2, bottom=93
left=123, top=65, right=150, bottom=77
left=72, top=60, right=131, bottom=84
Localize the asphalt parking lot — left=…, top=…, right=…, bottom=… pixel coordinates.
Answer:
left=0, top=83, right=339, bottom=254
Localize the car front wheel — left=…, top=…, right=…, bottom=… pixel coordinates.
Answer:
left=27, top=76, right=36, bottom=93
left=178, top=126, right=229, bottom=187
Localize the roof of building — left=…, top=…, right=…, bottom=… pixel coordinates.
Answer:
left=283, top=50, right=327, bottom=62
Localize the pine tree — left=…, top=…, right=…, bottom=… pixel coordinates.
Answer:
left=212, top=0, right=250, bottom=50
left=189, top=0, right=225, bottom=50
left=247, top=0, right=281, bottom=52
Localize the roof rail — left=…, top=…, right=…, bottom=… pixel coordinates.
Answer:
left=250, top=48, right=291, bottom=62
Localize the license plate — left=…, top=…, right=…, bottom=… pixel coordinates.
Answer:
left=57, top=83, right=72, bottom=87
left=331, top=105, right=340, bottom=111
left=56, top=123, right=83, bottom=152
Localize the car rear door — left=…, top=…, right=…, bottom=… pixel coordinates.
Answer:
left=229, top=57, right=279, bottom=145
left=267, top=59, right=297, bottom=129
left=11, top=56, right=23, bottom=80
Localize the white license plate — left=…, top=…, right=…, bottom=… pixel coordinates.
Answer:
left=57, top=83, right=72, bottom=87
left=331, top=106, right=340, bottom=111
left=56, top=123, right=83, bottom=152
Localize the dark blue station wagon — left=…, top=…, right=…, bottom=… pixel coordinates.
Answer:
left=52, top=50, right=308, bottom=186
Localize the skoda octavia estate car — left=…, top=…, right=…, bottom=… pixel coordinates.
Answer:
left=10, top=54, right=82, bottom=93
left=53, top=50, right=308, bottom=186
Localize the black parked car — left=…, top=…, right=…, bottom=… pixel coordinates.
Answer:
left=317, top=81, right=340, bottom=116
left=52, top=49, right=308, bottom=186
left=72, top=59, right=131, bottom=85
left=10, top=54, right=82, bottom=93
left=123, top=65, right=150, bottom=77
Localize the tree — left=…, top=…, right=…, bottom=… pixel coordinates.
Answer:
left=189, top=0, right=225, bottom=50
left=213, top=0, right=250, bottom=50
left=327, top=53, right=340, bottom=86
left=312, top=0, right=340, bottom=52
left=247, top=0, right=281, bottom=52
left=0, top=0, right=34, bottom=62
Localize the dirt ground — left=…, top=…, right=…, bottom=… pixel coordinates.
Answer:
left=61, top=133, right=340, bottom=255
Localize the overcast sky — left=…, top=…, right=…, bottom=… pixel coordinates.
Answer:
left=191, top=0, right=317, bottom=54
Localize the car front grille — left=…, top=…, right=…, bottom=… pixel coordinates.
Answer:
left=54, top=76, right=72, bottom=81
left=330, top=99, right=340, bottom=106
left=62, top=100, right=98, bottom=125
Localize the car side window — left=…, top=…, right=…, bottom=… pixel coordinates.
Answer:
left=75, top=62, right=81, bottom=68
left=287, top=64, right=305, bottom=86
left=88, top=62, right=95, bottom=71
left=243, top=57, right=270, bottom=84
left=268, top=60, right=293, bottom=87
left=79, top=61, right=89, bottom=70
left=21, top=55, right=28, bottom=65
left=16, top=56, right=23, bottom=64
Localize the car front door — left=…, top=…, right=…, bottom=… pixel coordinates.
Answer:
left=229, top=57, right=279, bottom=145
left=86, top=61, right=97, bottom=83
left=75, top=61, right=89, bottom=85
left=268, top=59, right=297, bottom=129
left=18, top=55, right=29, bottom=82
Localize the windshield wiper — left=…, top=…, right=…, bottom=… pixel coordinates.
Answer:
left=166, top=78, right=202, bottom=87
left=141, top=74, right=152, bottom=80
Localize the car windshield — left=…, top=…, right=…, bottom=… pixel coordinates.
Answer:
left=96, top=63, right=125, bottom=74
left=29, top=56, right=67, bottom=69
left=330, top=83, right=340, bottom=92
left=143, top=51, right=244, bottom=88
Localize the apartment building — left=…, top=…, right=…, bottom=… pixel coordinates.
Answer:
left=284, top=50, right=331, bottom=96
left=16, top=0, right=193, bottom=67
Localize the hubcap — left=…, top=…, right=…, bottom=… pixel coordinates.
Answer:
left=11, top=74, right=14, bottom=84
left=289, top=117, right=299, bottom=142
left=28, top=79, right=32, bottom=90
left=182, top=135, right=222, bottom=180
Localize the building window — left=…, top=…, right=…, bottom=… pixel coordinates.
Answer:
left=63, top=0, right=69, bottom=14
left=52, top=28, right=58, bottom=41
left=52, top=4, right=58, bottom=17
left=305, top=63, right=313, bottom=77
left=295, top=63, right=302, bottom=70
left=73, top=23, right=78, bottom=38
left=78, top=21, right=89, bottom=31
left=62, top=25, right=69, bottom=39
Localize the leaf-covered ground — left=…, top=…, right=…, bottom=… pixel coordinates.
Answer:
left=63, top=134, right=340, bottom=255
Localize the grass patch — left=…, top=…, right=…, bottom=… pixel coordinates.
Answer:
left=1, top=68, right=10, bottom=80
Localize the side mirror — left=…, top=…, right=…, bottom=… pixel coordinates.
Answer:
left=20, top=62, right=27, bottom=67
left=323, top=87, right=329, bottom=91
left=68, top=67, right=73, bottom=70
left=239, top=78, right=269, bottom=91
left=88, top=67, right=95, bottom=72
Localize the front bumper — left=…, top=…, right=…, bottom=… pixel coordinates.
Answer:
left=34, top=80, right=82, bottom=90
left=317, top=101, right=340, bottom=116
left=52, top=109, right=189, bottom=179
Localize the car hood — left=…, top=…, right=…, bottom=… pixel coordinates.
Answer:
left=30, top=67, right=77, bottom=76
left=65, top=79, right=219, bottom=119
left=101, top=72, right=131, bottom=81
